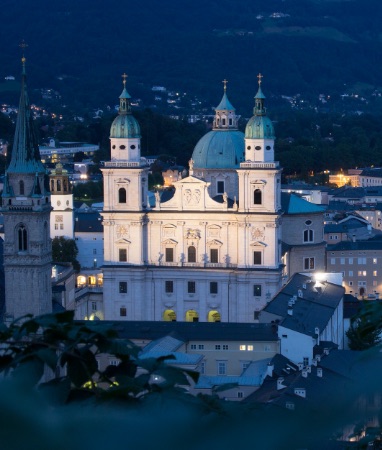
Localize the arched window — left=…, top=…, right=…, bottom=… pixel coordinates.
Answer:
left=303, top=229, right=314, bottom=243
left=254, top=189, right=262, bottom=205
left=51, top=180, right=54, bottom=191
left=188, top=246, right=196, bottom=263
left=63, top=180, right=68, bottom=192
left=57, top=180, right=61, bottom=191
left=18, top=225, right=28, bottom=251
left=119, top=188, right=126, bottom=203
left=19, top=180, right=24, bottom=195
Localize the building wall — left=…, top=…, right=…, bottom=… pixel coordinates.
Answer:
left=75, top=232, right=104, bottom=269
left=327, top=249, right=382, bottom=298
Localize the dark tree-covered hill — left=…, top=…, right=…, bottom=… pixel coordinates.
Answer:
left=1, top=0, right=382, bottom=113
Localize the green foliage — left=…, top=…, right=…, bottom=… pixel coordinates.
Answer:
left=52, top=236, right=81, bottom=272
left=346, top=302, right=382, bottom=350
left=72, top=180, right=103, bottom=201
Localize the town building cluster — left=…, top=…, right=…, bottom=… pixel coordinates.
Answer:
left=0, top=59, right=381, bottom=442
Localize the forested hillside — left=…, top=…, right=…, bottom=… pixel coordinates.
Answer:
left=1, top=0, right=382, bottom=113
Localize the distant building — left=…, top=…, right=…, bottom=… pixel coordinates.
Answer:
left=39, top=139, right=99, bottom=163
left=74, top=210, right=104, bottom=269
left=50, top=163, right=74, bottom=239
left=261, top=272, right=344, bottom=365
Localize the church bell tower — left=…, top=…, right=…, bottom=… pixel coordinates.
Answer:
left=1, top=55, right=52, bottom=320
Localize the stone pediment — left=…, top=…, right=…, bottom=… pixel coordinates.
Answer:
left=158, top=175, right=226, bottom=212
left=162, top=238, right=178, bottom=245
left=250, top=241, right=267, bottom=247
left=115, top=238, right=131, bottom=244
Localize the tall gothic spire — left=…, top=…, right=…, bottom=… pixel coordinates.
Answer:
left=7, top=55, right=45, bottom=174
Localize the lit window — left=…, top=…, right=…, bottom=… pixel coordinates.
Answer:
left=253, top=285, right=262, bottom=296
left=374, top=271, right=378, bottom=276
left=240, top=345, right=246, bottom=351
left=373, top=258, right=378, bottom=264
left=304, top=257, right=315, bottom=270
left=247, top=345, right=254, bottom=351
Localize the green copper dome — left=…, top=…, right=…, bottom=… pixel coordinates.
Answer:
left=245, top=80, right=275, bottom=139
left=110, top=80, right=141, bottom=138
left=192, top=130, right=245, bottom=169
left=110, top=114, right=141, bottom=139
left=245, top=115, right=275, bottom=139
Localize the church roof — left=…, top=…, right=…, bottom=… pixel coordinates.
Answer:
left=192, top=130, right=245, bottom=169
left=281, top=193, right=326, bottom=214
left=215, top=91, right=235, bottom=111
left=7, top=59, right=45, bottom=174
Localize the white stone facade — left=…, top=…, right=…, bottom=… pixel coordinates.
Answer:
left=101, top=82, right=283, bottom=322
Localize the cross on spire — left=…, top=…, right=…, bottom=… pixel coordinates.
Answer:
left=19, top=40, right=28, bottom=65
left=257, top=73, right=263, bottom=86
left=122, top=72, right=128, bottom=87
left=222, top=79, right=228, bottom=91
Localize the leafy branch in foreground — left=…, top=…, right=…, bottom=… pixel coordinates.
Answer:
left=0, top=311, right=200, bottom=406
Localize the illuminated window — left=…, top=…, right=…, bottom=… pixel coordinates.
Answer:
left=253, top=285, right=262, bottom=296
left=374, top=271, right=378, bottom=276
left=240, top=345, right=246, bottom=351
left=247, top=345, right=254, bottom=351
left=304, top=257, right=315, bottom=270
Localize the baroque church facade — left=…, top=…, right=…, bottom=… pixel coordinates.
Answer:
left=102, top=77, right=283, bottom=323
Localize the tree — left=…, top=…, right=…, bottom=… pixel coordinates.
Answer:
left=346, top=301, right=382, bottom=350
left=52, top=237, right=81, bottom=272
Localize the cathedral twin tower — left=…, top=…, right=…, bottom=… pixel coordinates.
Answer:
left=2, top=61, right=282, bottom=323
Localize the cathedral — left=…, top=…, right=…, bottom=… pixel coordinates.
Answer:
left=101, top=76, right=283, bottom=323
